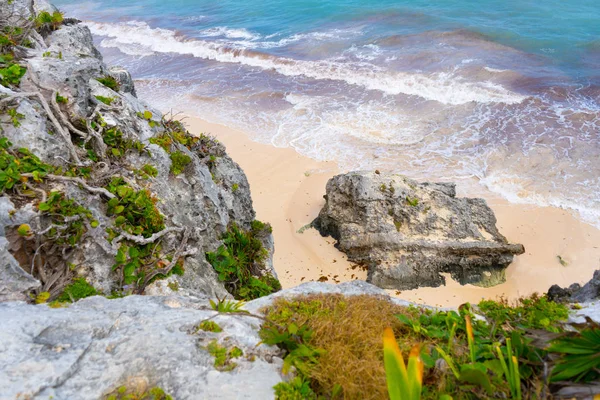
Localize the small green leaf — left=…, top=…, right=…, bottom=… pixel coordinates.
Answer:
left=90, top=220, right=99, bottom=228
left=111, top=148, right=121, bottom=157
left=38, top=202, right=50, bottom=211
left=143, top=110, right=152, bottom=120
left=114, top=205, right=125, bottom=214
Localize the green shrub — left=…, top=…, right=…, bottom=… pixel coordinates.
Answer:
left=478, top=293, right=569, bottom=333
left=169, top=151, right=191, bottom=175
left=97, top=75, right=120, bottom=92
left=273, top=377, right=317, bottom=400
left=56, top=278, right=98, bottom=302
left=206, top=223, right=280, bottom=300
left=0, top=63, right=26, bottom=87
left=34, top=11, right=64, bottom=32
left=55, top=93, right=68, bottom=104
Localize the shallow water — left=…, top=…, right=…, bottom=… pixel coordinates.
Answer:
left=54, top=0, right=600, bottom=228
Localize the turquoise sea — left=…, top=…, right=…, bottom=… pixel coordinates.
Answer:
left=54, top=0, right=600, bottom=227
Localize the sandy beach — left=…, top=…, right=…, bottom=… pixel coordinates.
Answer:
left=185, top=115, right=600, bottom=308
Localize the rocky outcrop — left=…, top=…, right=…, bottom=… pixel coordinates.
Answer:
left=314, top=171, right=524, bottom=290
left=548, top=270, right=600, bottom=303
left=0, top=280, right=412, bottom=399
left=0, top=0, right=275, bottom=302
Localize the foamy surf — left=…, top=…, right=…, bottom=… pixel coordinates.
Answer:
left=85, top=20, right=527, bottom=105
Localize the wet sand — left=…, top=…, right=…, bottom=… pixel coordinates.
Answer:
left=185, top=116, right=600, bottom=308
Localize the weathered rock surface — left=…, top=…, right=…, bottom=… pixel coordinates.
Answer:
left=314, top=171, right=524, bottom=290
left=0, top=280, right=411, bottom=399
left=0, top=0, right=274, bottom=301
left=548, top=270, right=600, bottom=304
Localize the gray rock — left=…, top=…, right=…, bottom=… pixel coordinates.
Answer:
left=0, top=89, right=66, bottom=166
left=109, top=66, right=136, bottom=96
left=45, top=24, right=103, bottom=60
left=0, top=237, right=41, bottom=302
left=1, top=0, right=274, bottom=301
left=314, top=171, right=524, bottom=290
left=0, top=295, right=283, bottom=399
left=548, top=270, right=600, bottom=304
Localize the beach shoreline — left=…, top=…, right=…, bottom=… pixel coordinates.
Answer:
left=184, top=114, right=600, bottom=308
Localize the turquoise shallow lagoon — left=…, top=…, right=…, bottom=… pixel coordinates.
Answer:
left=55, top=0, right=600, bottom=227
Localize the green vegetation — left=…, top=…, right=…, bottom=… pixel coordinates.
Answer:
left=95, top=95, right=115, bottom=106
left=549, top=328, right=600, bottom=382
left=169, top=151, right=191, bottom=175
left=260, top=293, right=580, bottom=400
left=135, top=164, right=159, bottom=179
left=34, top=11, right=64, bottom=33
left=206, top=222, right=280, bottom=300
left=478, top=293, right=569, bottom=333
left=0, top=63, right=26, bottom=87
left=406, top=197, right=419, bottom=207
left=231, top=183, right=239, bottom=192
left=206, top=340, right=243, bottom=371
left=105, top=385, right=173, bottom=400
left=197, top=320, right=223, bottom=333
left=56, top=277, right=98, bottom=302
left=383, top=328, right=423, bottom=400
left=209, top=297, right=247, bottom=313
left=6, top=108, right=24, bottom=127
left=106, top=178, right=184, bottom=291
left=273, top=376, right=317, bottom=400
left=55, top=93, right=68, bottom=104
left=38, top=191, right=96, bottom=246
left=98, top=120, right=145, bottom=158
left=97, top=75, right=120, bottom=92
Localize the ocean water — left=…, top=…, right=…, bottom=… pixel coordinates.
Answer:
left=54, top=0, right=600, bottom=227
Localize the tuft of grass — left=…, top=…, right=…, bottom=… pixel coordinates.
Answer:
left=262, top=294, right=417, bottom=400
left=97, top=75, right=120, bottom=92
left=34, top=11, right=64, bottom=32
left=95, top=95, right=114, bottom=106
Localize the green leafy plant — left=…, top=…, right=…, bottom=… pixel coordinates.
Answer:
left=6, top=108, right=24, bottom=127
left=261, top=321, right=323, bottom=375
left=495, top=338, right=522, bottom=399
left=197, top=320, right=223, bottom=333
left=206, top=223, right=279, bottom=300
left=169, top=151, right=191, bottom=175
left=383, top=327, right=423, bottom=400
left=478, top=294, right=568, bottom=333
left=97, top=75, right=120, bottom=91
left=99, top=121, right=145, bottom=158
left=273, top=376, right=317, bottom=400
left=0, top=63, right=26, bottom=87
left=34, top=11, right=64, bottom=32
left=549, top=328, right=600, bottom=383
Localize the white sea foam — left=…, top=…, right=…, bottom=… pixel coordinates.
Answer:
left=199, top=26, right=261, bottom=40
left=87, top=20, right=527, bottom=105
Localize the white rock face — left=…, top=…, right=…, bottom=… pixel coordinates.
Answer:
left=0, top=295, right=283, bottom=399
left=0, top=280, right=417, bottom=399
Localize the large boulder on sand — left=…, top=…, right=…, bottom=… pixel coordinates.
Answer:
left=314, top=171, right=524, bottom=290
